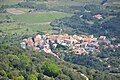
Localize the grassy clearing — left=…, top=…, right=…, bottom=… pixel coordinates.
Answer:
left=0, top=23, right=31, bottom=36
left=16, top=8, right=32, bottom=12
left=11, top=12, right=73, bottom=23
left=0, top=11, right=73, bottom=36
left=0, top=22, right=55, bottom=37
left=0, top=14, right=7, bottom=21
left=30, top=25, right=51, bottom=31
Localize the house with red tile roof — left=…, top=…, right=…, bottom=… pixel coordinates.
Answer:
left=72, top=49, right=87, bottom=55
left=21, top=33, right=119, bottom=55
left=27, top=38, right=34, bottom=47
left=94, top=14, right=103, bottom=19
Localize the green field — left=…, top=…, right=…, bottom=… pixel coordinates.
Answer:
left=11, top=12, right=73, bottom=23
left=30, top=25, right=51, bottom=31
left=0, top=14, right=7, bottom=21
left=16, top=8, right=32, bottom=12
left=0, top=11, right=73, bottom=36
left=0, top=23, right=52, bottom=36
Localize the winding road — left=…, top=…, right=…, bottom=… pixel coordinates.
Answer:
left=81, top=73, right=89, bottom=80
left=74, top=69, right=89, bottom=80
left=50, top=52, right=60, bottom=59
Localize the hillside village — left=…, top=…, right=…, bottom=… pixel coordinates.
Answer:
left=1, top=0, right=120, bottom=80
left=20, top=34, right=120, bottom=55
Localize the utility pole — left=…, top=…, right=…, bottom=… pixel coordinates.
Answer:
left=59, top=21, right=63, bottom=34
left=59, top=28, right=62, bottom=34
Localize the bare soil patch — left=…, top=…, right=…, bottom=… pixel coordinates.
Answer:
left=6, top=8, right=26, bottom=15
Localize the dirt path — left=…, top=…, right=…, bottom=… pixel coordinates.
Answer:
left=6, top=8, right=26, bottom=15
left=27, top=22, right=51, bottom=26
left=74, top=69, right=89, bottom=80
left=50, top=52, right=60, bottom=59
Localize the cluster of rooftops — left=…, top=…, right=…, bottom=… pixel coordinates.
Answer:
left=20, top=34, right=120, bottom=55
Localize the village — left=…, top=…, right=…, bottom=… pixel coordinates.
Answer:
left=20, top=34, right=120, bottom=56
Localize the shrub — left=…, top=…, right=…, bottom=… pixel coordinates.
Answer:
left=42, top=59, right=61, bottom=77
left=29, top=74, right=38, bottom=80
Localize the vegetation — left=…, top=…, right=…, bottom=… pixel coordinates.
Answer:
left=0, top=44, right=119, bottom=80
left=0, top=0, right=120, bottom=80
left=0, top=11, right=73, bottom=44
left=51, top=4, right=120, bottom=37
left=11, top=12, right=72, bottom=23
left=42, top=59, right=61, bottom=77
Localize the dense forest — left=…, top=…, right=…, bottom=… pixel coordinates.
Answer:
left=50, top=4, right=120, bottom=37
left=0, top=44, right=119, bottom=80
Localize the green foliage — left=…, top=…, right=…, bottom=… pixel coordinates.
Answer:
left=38, top=73, right=44, bottom=80
left=19, top=54, right=31, bottom=66
left=14, top=75, right=24, bottom=80
left=0, top=43, right=120, bottom=80
left=61, top=66, right=83, bottom=80
left=42, top=59, right=61, bottom=77
left=0, top=7, right=6, bottom=13
left=11, top=12, right=72, bottom=23
left=29, top=74, right=38, bottom=80
left=55, top=74, right=70, bottom=80
left=0, top=70, right=6, bottom=76
left=51, top=5, right=120, bottom=37
left=0, top=1, right=120, bottom=80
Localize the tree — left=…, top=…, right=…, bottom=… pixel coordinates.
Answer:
left=38, top=73, right=44, bottom=80
left=14, top=76, right=24, bottom=80
left=0, top=70, right=6, bottom=76
left=29, top=74, right=38, bottom=80
left=55, top=74, right=70, bottom=80
left=42, top=59, right=61, bottom=77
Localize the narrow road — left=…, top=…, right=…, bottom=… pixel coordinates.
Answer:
left=50, top=52, right=60, bottom=59
left=81, top=73, right=89, bottom=80
left=27, top=22, right=51, bottom=26
left=73, top=69, right=89, bottom=80
left=74, top=69, right=89, bottom=80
